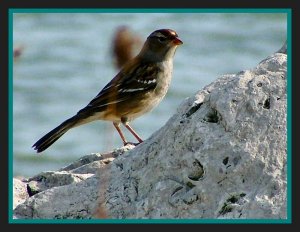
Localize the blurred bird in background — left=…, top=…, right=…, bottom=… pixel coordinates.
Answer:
left=111, top=26, right=142, bottom=69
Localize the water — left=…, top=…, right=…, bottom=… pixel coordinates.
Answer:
left=12, top=12, right=287, bottom=177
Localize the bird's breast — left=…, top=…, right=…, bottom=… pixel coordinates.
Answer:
left=154, top=60, right=173, bottom=97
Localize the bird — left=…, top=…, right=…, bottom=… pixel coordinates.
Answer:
left=32, top=28, right=183, bottom=153
left=111, top=25, right=142, bottom=69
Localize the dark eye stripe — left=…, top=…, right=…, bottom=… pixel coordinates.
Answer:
left=157, top=36, right=167, bottom=42
left=152, top=32, right=166, bottom=39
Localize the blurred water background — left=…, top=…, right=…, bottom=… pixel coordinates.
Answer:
left=12, top=12, right=287, bottom=177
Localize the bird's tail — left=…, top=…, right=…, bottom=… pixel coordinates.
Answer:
left=32, top=116, right=79, bottom=153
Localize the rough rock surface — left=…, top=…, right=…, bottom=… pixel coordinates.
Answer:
left=13, top=146, right=134, bottom=219
left=13, top=45, right=287, bottom=220
left=13, top=178, right=29, bottom=210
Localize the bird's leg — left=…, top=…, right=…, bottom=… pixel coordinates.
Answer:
left=124, top=123, right=144, bottom=144
left=113, top=122, right=128, bottom=145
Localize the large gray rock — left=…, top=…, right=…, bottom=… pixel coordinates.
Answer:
left=13, top=45, right=287, bottom=219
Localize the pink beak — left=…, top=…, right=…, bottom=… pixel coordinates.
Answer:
left=173, top=37, right=183, bottom=45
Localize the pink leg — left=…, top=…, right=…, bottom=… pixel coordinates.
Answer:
left=124, top=123, right=143, bottom=143
left=113, top=122, right=127, bottom=145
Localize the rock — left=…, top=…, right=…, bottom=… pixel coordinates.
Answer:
left=276, top=40, right=287, bottom=54
left=13, top=44, right=287, bottom=219
left=13, top=146, right=134, bottom=219
left=13, top=178, right=29, bottom=210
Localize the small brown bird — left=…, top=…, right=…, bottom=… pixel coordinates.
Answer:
left=32, top=29, right=183, bottom=153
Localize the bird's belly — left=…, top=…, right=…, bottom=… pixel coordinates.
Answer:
left=125, top=73, right=172, bottom=121
left=127, top=96, right=161, bottom=119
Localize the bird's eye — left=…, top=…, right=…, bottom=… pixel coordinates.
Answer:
left=157, top=36, right=167, bottom=42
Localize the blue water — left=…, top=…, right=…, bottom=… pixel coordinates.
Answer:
left=12, top=12, right=287, bottom=177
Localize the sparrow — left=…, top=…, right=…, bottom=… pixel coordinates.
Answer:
left=32, top=28, right=183, bottom=153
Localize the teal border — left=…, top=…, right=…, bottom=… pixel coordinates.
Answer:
left=287, top=8, right=292, bottom=224
left=9, top=8, right=14, bottom=224
left=9, top=8, right=291, bottom=224
left=9, top=8, right=290, bottom=13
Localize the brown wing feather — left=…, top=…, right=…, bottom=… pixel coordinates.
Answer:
left=76, top=58, right=158, bottom=116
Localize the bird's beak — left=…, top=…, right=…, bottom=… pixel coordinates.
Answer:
left=172, top=37, right=183, bottom=45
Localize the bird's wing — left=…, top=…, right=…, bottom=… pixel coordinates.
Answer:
left=77, top=61, right=159, bottom=115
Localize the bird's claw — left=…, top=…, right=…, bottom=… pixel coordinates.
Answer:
left=123, top=141, right=142, bottom=146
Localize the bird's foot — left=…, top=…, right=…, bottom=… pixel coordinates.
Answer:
left=123, top=141, right=142, bottom=146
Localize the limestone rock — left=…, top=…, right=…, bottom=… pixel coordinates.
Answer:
left=13, top=178, right=29, bottom=210
left=13, top=45, right=287, bottom=220
left=13, top=146, right=133, bottom=219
